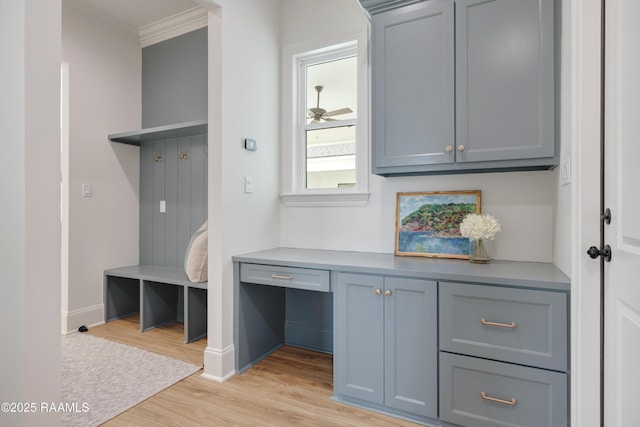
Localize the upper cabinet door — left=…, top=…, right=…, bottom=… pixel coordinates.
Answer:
left=455, top=0, right=555, bottom=163
left=372, top=0, right=455, bottom=169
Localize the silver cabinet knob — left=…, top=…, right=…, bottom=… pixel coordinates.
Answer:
left=384, top=290, right=392, bottom=297
left=375, top=288, right=382, bottom=296
left=457, top=145, right=465, bottom=152
left=445, top=145, right=453, bottom=153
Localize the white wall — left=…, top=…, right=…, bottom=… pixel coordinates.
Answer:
left=61, top=1, right=141, bottom=332
left=569, top=0, right=603, bottom=424
left=280, top=0, right=559, bottom=263
left=0, top=0, right=62, bottom=424
left=552, top=0, right=572, bottom=276
left=198, top=0, right=282, bottom=380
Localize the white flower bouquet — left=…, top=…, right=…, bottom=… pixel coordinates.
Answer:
left=459, top=213, right=501, bottom=242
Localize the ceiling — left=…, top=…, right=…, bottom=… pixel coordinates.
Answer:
left=82, top=0, right=199, bottom=29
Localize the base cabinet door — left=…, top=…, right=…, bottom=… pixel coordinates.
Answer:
left=384, top=277, right=438, bottom=418
left=334, top=273, right=437, bottom=419
left=334, top=273, right=385, bottom=404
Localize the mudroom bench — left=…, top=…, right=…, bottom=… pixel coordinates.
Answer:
left=103, top=265, right=207, bottom=343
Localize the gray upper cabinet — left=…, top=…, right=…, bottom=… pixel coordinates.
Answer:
left=369, top=0, right=557, bottom=176
left=372, top=0, right=455, bottom=170
left=334, top=273, right=438, bottom=421
left=456, top=0, right=555, bottom=164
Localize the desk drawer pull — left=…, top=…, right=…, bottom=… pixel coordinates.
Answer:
left=481, top=391, right=518, bottom=406
left=480, top=318, right=517, bottom=329
left=272, top=273, right=294, bottom=280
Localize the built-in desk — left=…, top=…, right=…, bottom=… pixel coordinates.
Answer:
left=233, top=248, right=570, bottom=426
left=233, top=260, right=333, bottom=373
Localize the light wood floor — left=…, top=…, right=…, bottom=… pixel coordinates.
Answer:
left=88, top=318, right=418, bottom=426
left=87, top=315, right=206, bottom=366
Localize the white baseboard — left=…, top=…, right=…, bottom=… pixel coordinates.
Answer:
left=61, top=304, right=104, bottom=334
left=202, top=344, right=235, bottom=382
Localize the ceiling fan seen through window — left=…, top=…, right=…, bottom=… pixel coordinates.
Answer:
left=308, top=85, right=353, bottom=123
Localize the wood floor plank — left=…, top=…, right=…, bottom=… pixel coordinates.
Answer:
left=87, top=317, right=420, bottom=426
left=86, top=315, right=206, bottom=366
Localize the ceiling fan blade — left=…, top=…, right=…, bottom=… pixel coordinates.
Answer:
left=323, top=107, right=353, bottom=117
left=322, top=117, right=338, bottom=122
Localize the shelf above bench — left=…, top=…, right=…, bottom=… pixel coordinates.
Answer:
left=108, top=119, right=208, bottom=146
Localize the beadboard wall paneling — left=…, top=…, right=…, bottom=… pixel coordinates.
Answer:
left=140, top=134, right=208, bottom=267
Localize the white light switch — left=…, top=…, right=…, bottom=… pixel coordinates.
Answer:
left=244, top=176, right=254, bottom=194
left=82, top=183, right=92, bottom=197
left=160, top=200, right=166, bottom=213
left=560, top=159, right=571, bottom=186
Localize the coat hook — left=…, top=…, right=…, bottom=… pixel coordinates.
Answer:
left=154, top=152, right=162, bottom=163
left=178, top=148, right=188, bottom=160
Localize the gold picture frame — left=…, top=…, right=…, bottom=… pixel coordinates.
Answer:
left=395, top=190, right=481, bottom=259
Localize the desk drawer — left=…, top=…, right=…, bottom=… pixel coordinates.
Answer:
left=240, top=263, right=330, bottom=292
left=439, top=282, right=567, bottom=371
left=440, top=352, right=567, bottom=427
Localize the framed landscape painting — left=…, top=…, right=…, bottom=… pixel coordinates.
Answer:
left=395, top=190, right=481, bottom=259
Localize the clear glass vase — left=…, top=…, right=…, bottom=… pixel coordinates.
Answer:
left=469, top=239, right=491, bottom=264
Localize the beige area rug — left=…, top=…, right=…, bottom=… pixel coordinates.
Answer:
left=61, top=333, right=201, bottom=426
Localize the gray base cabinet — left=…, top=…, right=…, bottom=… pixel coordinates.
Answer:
left=439, top=282, right=568, bottom=371
left=232, top=248, right=571, bottom=427
left=369, top=0, right=557, bottom=176
left=334, top=273, right=438, bottom=421
left=440, top=353, right=567, bottom=427
left=439, top=281, right=569, bottom=426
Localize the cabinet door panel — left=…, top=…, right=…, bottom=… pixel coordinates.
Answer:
left=456, top=0, right=555, bottom=163
left=384, top=277, right=437, bottom=418
left=334, top=273, right=384, bottom=404
left=373, top=0, right=454, bottom=168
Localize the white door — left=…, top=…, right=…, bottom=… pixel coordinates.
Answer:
left=604, top=0, right=640, bottom=425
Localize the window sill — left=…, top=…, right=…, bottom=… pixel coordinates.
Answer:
left=280, top=192, right=370, bottom=207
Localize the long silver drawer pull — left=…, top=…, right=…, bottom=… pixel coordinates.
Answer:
left=272, top=273, right=294, bottom=280
left=480, top=318, right=517, bottom=329
left=481, top=392, right=518, bottom=406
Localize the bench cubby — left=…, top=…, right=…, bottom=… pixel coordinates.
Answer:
left=104, top=265, right=207, bottom=343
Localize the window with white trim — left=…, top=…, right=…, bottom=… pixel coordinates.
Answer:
left=281, top=30, right=369, bottom=207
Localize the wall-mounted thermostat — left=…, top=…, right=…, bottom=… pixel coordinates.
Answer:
left=244, top=138, right=257, bottom=151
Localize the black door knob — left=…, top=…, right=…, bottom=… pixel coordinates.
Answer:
left=587, top=245, right=612, bottom=262
left=587, top=246, right=600, bottom=259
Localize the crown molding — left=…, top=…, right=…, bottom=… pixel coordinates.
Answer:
left=139, top=6, right=208, bottom=48
left=358, top=0, right=425, bottom=16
